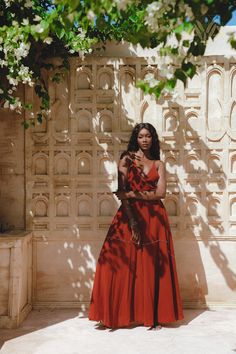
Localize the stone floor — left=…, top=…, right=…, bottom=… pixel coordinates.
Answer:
left=0, top=308, right=236, bottom=354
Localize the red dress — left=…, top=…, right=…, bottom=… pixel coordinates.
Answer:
left=88, top=160, right=184, bottom=328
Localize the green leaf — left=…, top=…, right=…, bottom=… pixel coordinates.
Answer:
left=24, top=103, right=33, bottom=110
left=165, top=78, right=177, bottom=90
left=182, top=62, right=196, bottom=78
left=175, top=32, right=181, bottom=41
left=183, top=40, right=190, bottom=47
left=175, top=69, right=187, bottom=84
left=22, top=121, right=30, bottom=129
left=37, top=113, right=43, bottom=124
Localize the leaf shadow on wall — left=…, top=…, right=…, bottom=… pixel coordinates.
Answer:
left=159, top=76, right=236, bottom=315
left=30, top=58, right=236, bottom=330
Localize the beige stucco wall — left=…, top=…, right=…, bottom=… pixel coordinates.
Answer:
left=0, top=97, right=25, bottom=231
left=1, top=27, right=236, bottom=310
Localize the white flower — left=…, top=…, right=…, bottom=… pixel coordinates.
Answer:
left=78, top=27, right=86, bottom=40
left=166, top=72, right=174, bottom=80
left=22, top=18, right=29, bottom=26
left=78, top=50, right=85, bottom=60
left=144, top=73, right=159, bottom=87
left=25, top=0, right=33, bottom=8
left=44, top=37, right=53, bottom=44
left=4, top=0, right=13, bottom=8
left=14, top=42, right=30, bottom=61
left=35, top=23, right=44, bottom=33
left=149, top=78, right=160, bottom=87
left=87, top=10, right=95, bottom=21
left=3, top=100, right=9, bottom=108
left=114, top=0, right=132, bottom=10
left=0, top=59, right=7, bottom=67
left=0, top=88, right=3, bottom=94
left=144, top=73, right=155, bottom=81
left=145, top=0, right=175, bottom=32
left=7, top=76, right=19, bottom=86
left=33, top=15, right=42, bottom=22
left=10, top=99, right=22, bottom=111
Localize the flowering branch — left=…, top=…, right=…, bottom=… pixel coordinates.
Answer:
left=0, top=0, right=236, bottom=127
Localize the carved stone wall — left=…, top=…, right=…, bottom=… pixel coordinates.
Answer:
left=0, top=93, right=25, bottom=231
left=23, top=54, right=236, bottom=309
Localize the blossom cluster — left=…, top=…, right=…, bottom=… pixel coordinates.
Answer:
left=113, top=0, right=133, bottom=11
left=0, top=0, right=96, bottom=121
left=145, top=1, right=193, bottom=32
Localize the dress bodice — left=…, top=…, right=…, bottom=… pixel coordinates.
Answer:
left=126, top=160, right=159, bottom=192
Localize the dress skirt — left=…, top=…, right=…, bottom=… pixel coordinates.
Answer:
left=88, top=161, right=184, bottom=328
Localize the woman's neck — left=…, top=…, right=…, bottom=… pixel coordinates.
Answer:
left=137, top=149, right=152, bottom=160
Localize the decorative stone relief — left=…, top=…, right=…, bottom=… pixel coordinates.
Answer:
left=207, top=193, right=222, bottom=217
left=77, top=197, right=92, bottom=217
left=77, top=109, right=92, bottom=132
left=229, top=102, right=236, bottom=130
left=230, top=197, right=236, bottom=218
left=120, top=65, right=137, bottom=131
left=54, top=152, right=70, bottom=175
left=185, top=109, right=200, bottom=140
left=230, top=153, right=236, bottom=173
left=76, top=66, right=92, bottom=89
left=97, top=109, right=113, bottom=132
left=165, top=197, right=178, bottom=216
left=25, top=56, right=236, bottom=239
left=77, top=152, right=92, bottom=175
left=55, top=194, right=70, bottom=217
left=33, top=152, right=48, bottom=175
left=98, top=196, right=114, bottom=216
left=98, top=155, right=114, bottom=177
left=97, top=66, right=114, bottom=89
left=185, top=152, right=201, bottom=174
left=206, top=150, right=222, bottom=174
left=207, top=67, right=224, bottom=140
left=23, top=55, right=236, bottom=309
left=185, top=194, right=200, bottom=216
left=33, top=195, right=48, bottom=217
left=164, top=110, right=178, bottom=131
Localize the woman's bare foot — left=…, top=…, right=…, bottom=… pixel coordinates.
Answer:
left=95, top=320, right=107, bottom=329
left=148, top=324, right=162, bottom=330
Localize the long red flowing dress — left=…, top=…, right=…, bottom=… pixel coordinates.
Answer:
left=88, top=159, right=184, bottom=328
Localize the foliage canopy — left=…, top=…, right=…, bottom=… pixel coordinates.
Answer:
left=0, top=0, right=235, bottom=127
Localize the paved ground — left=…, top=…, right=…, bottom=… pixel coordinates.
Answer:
left=0, top=308, right=236, bottom=354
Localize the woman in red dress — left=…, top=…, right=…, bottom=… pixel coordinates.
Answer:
left=88, top=123, right=184, bottom=330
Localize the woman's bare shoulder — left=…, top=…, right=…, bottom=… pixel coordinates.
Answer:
left=154, top=160, right=165, bottom=171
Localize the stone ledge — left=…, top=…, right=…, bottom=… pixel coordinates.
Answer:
left=0, top=231, right=32, bottom=328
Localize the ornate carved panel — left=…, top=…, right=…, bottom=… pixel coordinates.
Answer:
left=24, top=55, right=236, bottom=307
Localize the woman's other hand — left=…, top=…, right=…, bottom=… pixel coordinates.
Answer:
left=130, top=222, right=141, bottom=245
left=113, top=190, right=135, bottom=200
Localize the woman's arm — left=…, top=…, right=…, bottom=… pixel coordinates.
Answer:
left=116, top=153, right=141, bottom=244
left=117, top=154, right=136, bottom=223
left=116, top=161, right=166, bottom=201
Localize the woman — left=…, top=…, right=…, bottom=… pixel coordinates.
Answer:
left=88, top=123, right=184, bottom=330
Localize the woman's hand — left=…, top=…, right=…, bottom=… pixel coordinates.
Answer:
left=113, top=190, right=135, bottom=201
left=130, top=222, right=141, bottom=245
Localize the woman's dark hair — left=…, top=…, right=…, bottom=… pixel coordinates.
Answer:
left=127, top=123, right=160, bottom=160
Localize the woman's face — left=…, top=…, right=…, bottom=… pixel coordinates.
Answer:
left=137, top=128, right=152, bottom=151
